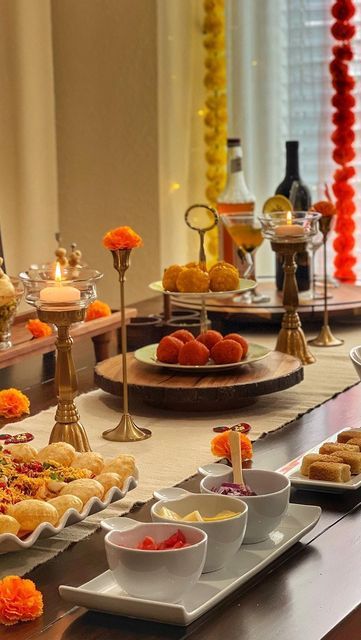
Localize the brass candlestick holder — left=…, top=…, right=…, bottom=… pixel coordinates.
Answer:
left=38, top=306, right=91, bottom=451
left=260, top=211, right=320, bottom=365
left=308, top=216, right=343, bottom=347
left=102, top=249, right=151, bottom=442
left=20, top=266, right=102, bottom=451
left=271, top=239, right=315, bottom=364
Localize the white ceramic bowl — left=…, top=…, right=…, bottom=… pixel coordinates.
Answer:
left=350, top=346, right=361, bottom=379
left=151, top=493, right=248, bottom=573
left=200, top=469, right=290, bottom=543
left=105, top=522, right=207, bottom=602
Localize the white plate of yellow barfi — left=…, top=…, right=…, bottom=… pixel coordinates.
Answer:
left=278, top=428, right=361, bottom=492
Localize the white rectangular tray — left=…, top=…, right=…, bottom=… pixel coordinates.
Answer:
left=59, top=503, right=321, bottom=626
left=278, top=428, right=361, bottom=492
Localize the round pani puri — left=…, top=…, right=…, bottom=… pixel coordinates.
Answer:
left=211, top=339, right=242, bottom=364
left=48, top=495, right=83, bottom=520
left=209, top=265, right=239, bottom=292
left=178, top=340, right=210, bottom=366
left=95, top=472, right=124, bottom=494
left=60, top=478, right=104, bottom=504
left=103, top=455, right=136, bottom=480
left=162, top=264, right=184, bottom=292
left=9, top=499, right=58, bottom=532
left=72, top=452, right=104, bottom=475
left=156, top=336, right=183, bottom=364
left=196, top=330, right=223, bottom=351
left=37, top=442, right=76, bottom=467
left=169, top=329, right=195, bottom=344
left=224, top=333, right=249, bottom=358
left=0, top=513, right=20, bottom=535
left=6, top=443, right=38, bottom=463
left=176, top=267, right=210, bottom=293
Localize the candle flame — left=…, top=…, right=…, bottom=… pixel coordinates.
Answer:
left=55, top=261, right=62, bottom=283
left=286, top=211, right=292, bottom=225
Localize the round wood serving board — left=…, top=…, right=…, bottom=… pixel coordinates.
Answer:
left=94, top=351, right=303, bottom=411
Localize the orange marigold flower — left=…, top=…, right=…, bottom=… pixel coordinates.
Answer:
left=26, top=319, right=52, bottom=339
left=211, top=430, right=253, bottom=462
left=311, top=200, right=337, bottom=217
left=102, top=226, right=143, bottom=251
left=85, top=300, right=112, bottom=321
left=0, top=389, right=30, bottom=419
left=0, top=575, right=43, bottom=626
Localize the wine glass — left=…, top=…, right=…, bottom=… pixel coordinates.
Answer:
left=220, top=214, right=270, bottom=303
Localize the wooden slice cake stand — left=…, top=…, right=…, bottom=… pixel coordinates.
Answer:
left=95, top=352, right=303, bottom=411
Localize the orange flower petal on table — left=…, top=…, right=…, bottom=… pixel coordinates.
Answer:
left=310, top=200, right=337, bottom=217
left=0, top=575, right=43, bottom=626
left=26, top=319, right=52, bottom=339
left=85, top=300, right=112, bottom=321
left=211, top=430, right=253, bottom=462
left=0, top=389, right=30, bottom=419
left=102, top=226, right=143, bottom=251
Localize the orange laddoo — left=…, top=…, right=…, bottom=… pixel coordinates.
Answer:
left=209, top=261, right=238, bottom=275
left=209, top=265, right=239, bottom=292
left=169, top=329, right=195, bottom=344
left=224, top=333, right=249, bottom=358
left=176, top=268, right=210, bottom=293
left=162, top=265, right=184, bottom=292
left=196, top=330, right=223, bottom=351
left=211, top=339, right=242, bottom=364
left=156, top=336, right=183, bottom=364
left=178, top=340, right=210, bottom=366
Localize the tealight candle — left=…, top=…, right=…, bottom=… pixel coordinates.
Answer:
left=275, top=211, right=305, bottom=238
left=39, top=262, right=81, bottom=304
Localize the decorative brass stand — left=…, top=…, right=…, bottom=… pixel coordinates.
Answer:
left=102, top=249, right=151, bottom=442
left=271, top=240, right=316, bottom=365
left=38, top=307, right=91, bottom=451
left=308, top=216, right=343, bottom=347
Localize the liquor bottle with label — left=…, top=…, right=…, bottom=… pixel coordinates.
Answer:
left=217, top=138, right=255, bottom=266
left=275, top=141, right=312, bottom=291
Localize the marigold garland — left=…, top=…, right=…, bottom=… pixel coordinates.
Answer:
left=85, top=300, right=112, bottom=321
left=0, top=389, right=30, bottom=419
left=203, top=0, right=227, bottom=262
left=26, top=319, right=52, bottom=339
left=102, top=226, right=143, bottom=251
left=211, top=430, right=253, bottom=462
left=0, top=575, right=43, bottom=626
left=330, top=0, right=357, bottom=281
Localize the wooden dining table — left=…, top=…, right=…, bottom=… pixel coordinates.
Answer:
left=0, top=297, right=360, bottom=640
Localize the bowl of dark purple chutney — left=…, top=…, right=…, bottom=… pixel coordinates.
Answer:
left=200, top=469, right=290, bottom=543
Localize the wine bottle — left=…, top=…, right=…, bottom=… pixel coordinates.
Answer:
left=217, top=138, right=255, bottom=266
left=275, top=141, right=312, bottom=292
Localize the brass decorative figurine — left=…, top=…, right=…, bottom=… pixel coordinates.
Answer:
left=102, top=226, right=151, bottom=442
left=20, top=264, right=102, bottom=451
left=308, top=209, right=343, bottom=347
left=260, top=211, right=321, bottom=365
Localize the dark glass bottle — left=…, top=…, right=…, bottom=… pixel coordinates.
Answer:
left=275, top=141, right=312, bottom=291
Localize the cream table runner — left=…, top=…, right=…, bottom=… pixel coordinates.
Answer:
left=0, top=324, right=359, bottom=577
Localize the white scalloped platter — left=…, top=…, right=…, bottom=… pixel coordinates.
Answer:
left=0, top=471, right=138, bottom=554
left=149, top=279, right=257, bottom=299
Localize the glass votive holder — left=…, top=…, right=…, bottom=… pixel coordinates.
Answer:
left=0, top=277, right=23, bottom=350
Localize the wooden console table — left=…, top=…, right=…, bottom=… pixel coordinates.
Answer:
left=0, top=309, right=137, bottom=369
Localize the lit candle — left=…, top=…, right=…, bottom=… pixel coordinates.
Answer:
left=275, top=211, right=305, bottom=238
left=40, top=263, right=81, bottom=303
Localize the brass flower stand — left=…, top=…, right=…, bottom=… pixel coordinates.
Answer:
left=271, top=240, right=316, bottom=365
left=102, top=249, right=151, bottom=442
